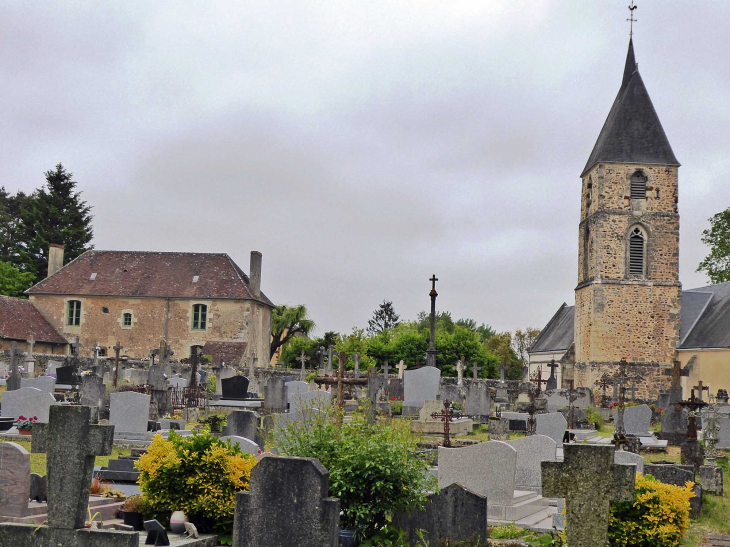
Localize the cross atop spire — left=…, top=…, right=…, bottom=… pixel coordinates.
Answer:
left=627, top=1, right=638, bottom=38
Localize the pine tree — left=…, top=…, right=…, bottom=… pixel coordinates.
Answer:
left=0, top=187, right=28, bottom=265
left=16, top=164, right=93, bottom=280
left=367, top=300, right=400, bottom=335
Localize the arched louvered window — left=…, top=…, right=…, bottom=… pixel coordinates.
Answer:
left=630, top=171, right=647, bottom=199
left=629, top=226, right=646, bottom=276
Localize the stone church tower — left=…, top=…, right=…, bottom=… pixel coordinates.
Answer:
left=573, top=39, right=681, bottom=397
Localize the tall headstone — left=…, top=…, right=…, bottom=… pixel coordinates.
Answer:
left=508, top=435, right=557, bottom=493
left=264, top=375, right=288, bottom=412
left=395, top=484, right=487, bottom=545
left=542, top=445, right=635, bottom=547
left=535, top=412, right=568, bottom=445
left=79, top=374, right=105, bottom=408
left=223, top=410, right=263, bottom=448
left=5, top=342, right=23, bottom=392
left=109, top=392, right=151, bottom=434
left=613, top=404, right=651, bottom=436
left=0, top=442, right=31, bottom=517
left=232, top=456, right=340, bottom=547
left=463, top=381, right=491, bottom=421
left=403, top=367, right=441, bottom=413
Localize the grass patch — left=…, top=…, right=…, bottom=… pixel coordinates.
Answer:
left=682, top=452, right=730, bottom=545
left=1, top=439, right=131, bottom=476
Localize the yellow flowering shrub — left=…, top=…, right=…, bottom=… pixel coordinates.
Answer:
left=136, top=430, right=256, bottom=535
left=608, top=473, right=694, bottom=547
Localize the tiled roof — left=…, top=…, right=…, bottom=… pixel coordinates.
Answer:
left=529, top=303, right=575, bottom=353
left=202, top=341, right=247, bottom=367
left=0, top=296, right=68, bottom=345
left=26, top=251, right=274, bottom=307
left=582, top=39, right=679, bottom=176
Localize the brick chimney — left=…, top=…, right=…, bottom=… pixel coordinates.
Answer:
left=249, top=251, right=262, bottom=297
left=48, top=244, right=65, bottom=278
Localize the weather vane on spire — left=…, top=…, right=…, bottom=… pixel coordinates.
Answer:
left=627, top=1, right=638, bottom=37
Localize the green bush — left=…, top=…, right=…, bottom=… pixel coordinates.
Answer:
left=271, top=405, right=435, bottom=539
left=608, top=473, right=693, bottom=546
left=586, top=407, right=604, bottom=429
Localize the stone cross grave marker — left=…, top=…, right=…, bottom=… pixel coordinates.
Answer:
left=25, top=336, right=36, bottom=376
left=4, top=341, right=23, bottom=391
left=70, top=336, right=82, bottom=357
left=296, top=350, right=310, bottom=381
left=546, top=359, right=559, bottom=391
left=232, top=455, right=340, bottom=547
left=455, top=358, right=465, bottom=386
left=471, top=360, right=480, bottom=380
left=396, top=360, right=407, bottom=379
left=26, top=335, right=35, bottom=356
left=381, top=360, right=390, bottom=378
left=354, top=352, right=360, bottom=374
left=326, top=345, right=334, bottom=375
left=694, top=381, right=710, bottom=402
left=498, top=360, right=507, bottom=382
left=542, top=444, right=635, bottom=547
left=112, top=341, right=123, bottom=387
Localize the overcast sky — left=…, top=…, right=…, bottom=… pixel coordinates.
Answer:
left=2, top=1, right=729, bottom=336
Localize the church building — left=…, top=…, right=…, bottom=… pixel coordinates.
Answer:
left=529, top=39, right=730, bottom=399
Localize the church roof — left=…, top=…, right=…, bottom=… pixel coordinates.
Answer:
left=0, top=296, right=68, bottom=345
left=26, top=250, right=274, bottom=307
left=532, top=282, right=730, bottom=355
left=529, top=303, right=575, bottom=353
left=581, top=39, right=679, bottom=177
left=201, top=341, right=247, bottom=367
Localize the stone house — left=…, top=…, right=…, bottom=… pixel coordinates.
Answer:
left=25, top=248, right=274, bottom=365
left=0, top=296, right=68, bottom=354
left=529, top=39, right=730, bottom=399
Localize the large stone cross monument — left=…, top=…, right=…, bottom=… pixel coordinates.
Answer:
left=542, top=444, right=635, bottom=547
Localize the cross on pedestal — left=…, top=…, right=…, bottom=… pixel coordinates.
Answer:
left=455, top=358, right=465, bottom=386
left=431, top=399, right=457, bottom=448
left=32, top=405, right=115, bottom=529
left=70, top=337, right=82, bottom=357
left=693, top=381, right=710, bottom=401
left=663, top=360, right=689, bottom=403
left=4, top=342, right=24, bottom=391
left=546, top=359, right=559, bottom=390
left=296, top=351, right=310, bottom=381
left=26, top=335, right=35, bottom=357
left=498, top=360, right=507, bottom=382
left=426, top=274, right=438, bottom=367
left=471, top=360, right=481, bottom=380
left=112, top=342, right=123, bottom=388
left=396, top=360, right=407, bottom=379
left=542, top=445, right=635, bottom=547
left=381, top=360, right=390, bottom=378
left=313, top=352, right=367, bottom=409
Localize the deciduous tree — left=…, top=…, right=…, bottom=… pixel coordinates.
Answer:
left=697, top=208, right=730, bottom=284
left=270, top=304, right=315, bottom=359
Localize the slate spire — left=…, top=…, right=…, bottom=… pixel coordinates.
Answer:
left=581, top=39, right=679, bottom=176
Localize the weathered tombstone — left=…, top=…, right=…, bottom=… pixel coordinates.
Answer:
left=289, top=390, right=332, bottom=414
left=232, top=456, right=340, bottom=547
left=614, top=451, right=644, bottom=474
left=169, top=375, right=188, bottom=389
left=542, top=445, right=635, bottom=547
left=403, top=367, right=441, bottom=414
left=463, top=381, right=490, bottom=420
left=644, top=462, right=702, bottom=516
left=20, top=376, right=56, bottom=394
left=221, top=435, right=261, bottom=455
left=0, top=405, right=138, bottom=545
left=109, top=392, right=151, bottom=434
left=286, top=380, right=309, bottom=406
left=717, top=416, right=730, bottom=449
left=613, top=404, right=652, bottom=436
left=1, top=386, right=56, bottom=422
left=147, top=366, right=167, bottom=391
left=222, top=376, right=250, bottom=400
left=438, top=441, right=517, bottom=512
left=264, top=376, right=288, bottom=412
left=0, top=442, right=31, bottom=517
left=395, top=483, right=487, bottom=545
left=535, top=412, right=567, bottom=445
left=223, top=410, right=263, bottom=448
left=30, top=473, right=47, bottom=503
left=507, top=435, right=557, bottom=493
left=79, top=374, right=105, bottom=408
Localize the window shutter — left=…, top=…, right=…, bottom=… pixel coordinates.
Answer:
left=629, top=232, right=644, bottom=275
left=630, top=172, right=646, bottom=199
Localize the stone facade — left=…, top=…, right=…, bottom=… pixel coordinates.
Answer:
left=29, top=294, right=271, bottom=364
left=574, top=163, right=680, bottom=398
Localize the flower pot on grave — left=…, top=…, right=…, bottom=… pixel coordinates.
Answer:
left=170, top=510, right=187, bottom=534
left=339, top=528, right=358, bottom=547
left=18, top=428, right=32, bottom=436
left=122, top=511, right=145, bottom=531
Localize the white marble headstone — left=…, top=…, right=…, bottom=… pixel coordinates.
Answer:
left=614, top=404, right=652, bottom=436
left=20, top=376, right=56, bottom=394
left=507, top=435, right=557, bottom=493
left=403, top=367, right=441, bottom=408
left=1, top=387, right=56, bottom=422
left=289, top=390, right=332, bottom=414
left=220, top=435, right=260, bottom=455
left=535, top=412, right=567, bottom=445
left=109, top=391, right=151, bottom=434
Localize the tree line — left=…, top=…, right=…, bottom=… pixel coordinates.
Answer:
left=0, top=164, right=93, bottom=296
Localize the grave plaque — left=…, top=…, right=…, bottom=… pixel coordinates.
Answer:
left=613, top=404, right=652, bottom=436
left=222, top=376, right=250, bottom=400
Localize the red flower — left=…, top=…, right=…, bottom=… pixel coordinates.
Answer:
left=18, top=416, right=25, bottom=420
left=391, top=397, right=397, bottom=401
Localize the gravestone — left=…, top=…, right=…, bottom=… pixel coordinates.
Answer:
left=45, top=361, right=63, bottom=376
left=80, top=374, right=105, bottom=408
left=169, top=375, right=188, bottom=389
left=232, top=456, right=340, bottom=547
left=542, top=445, right=635, bottom=547
left=438, top=441, right=516, bottom=508
left=542, top=390, right=570, bottom=412
left=222, top=376, right=250, bottom=400
left=286, top=380, right=309, bottom=405
left=264, top=376, right=288, bottom=412
left=716, top=415, right=730, bottom=449
left=613, top=404, right=652, bottom=436
left=403, top=367, right=441, bottom=414
left=508, top=435, right=557, bottom=493
left=463, top=381, right=491, bottom=420
left=644, top=462, right=702, bottom=516
left=535, top=412, right=567, bottom=445
left=147, top=366, right=167, bottom=391
left=221, top=436, right=261, bottom=455
left=109, top=392, right=151, bottom=434
left=289, top=390, right=332, bottom=414
left=30, top=473, right=47, bottom=503
left=0, top=442, right=31, bottom=517
left=395, top=483, right=487, bottom=545
left=614, top=451, right=644, bottom=474
left=439, top=384, right=464, bottom=405
left=20, top=376, right=56, bottom=394
left=215, top=366, right=236, bottom=395
left=1, top=386, right=56, bottom=422
left=0, top=405, right=139, bottom=546
left=55, top=365, right=80, bottom=385
left=223, top=410, right=263, bottom=448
